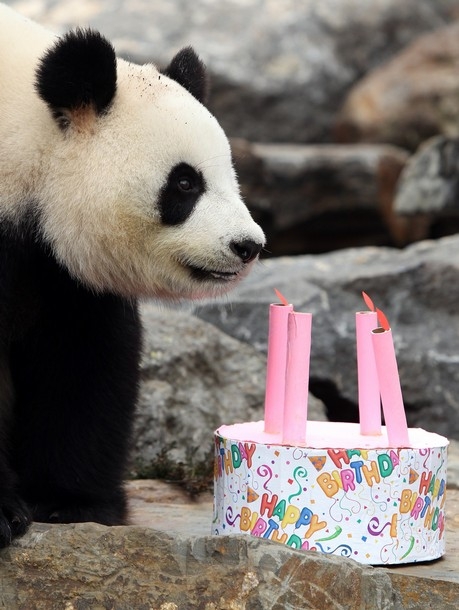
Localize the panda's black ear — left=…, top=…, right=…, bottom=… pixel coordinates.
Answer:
left=162, top=47, right=209, bottom=106
left=35, top=29, right=117, bottom=129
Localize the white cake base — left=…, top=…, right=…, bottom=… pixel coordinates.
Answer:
left=213, top=421, right=448, bottom=565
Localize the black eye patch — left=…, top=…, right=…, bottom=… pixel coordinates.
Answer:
left=158, top=163, right=206, bottom=225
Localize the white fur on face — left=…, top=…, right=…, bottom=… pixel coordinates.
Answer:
left=37, top=60, right=265, bottom=299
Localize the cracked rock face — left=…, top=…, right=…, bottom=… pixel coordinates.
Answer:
left=0, top=523, right=418, bottom=609
left=2, top=518, right=459, bottom=609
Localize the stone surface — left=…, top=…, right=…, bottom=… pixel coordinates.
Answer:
left=396, top=136, right=459, bottom=215
left=394, top=135, right=459, bottom=240
left=337, top=21, right=459, bottom=151
left=136, top=303, right=326, bottom=464
left=233, top=139, right=411, bottom=254
left=196, top=234, right=459, bottom=440
left=0, top=524, right=396, bottom=609
left=6, top=0, right=459, bottom=144
left=0, top=481, right=458, bottom=609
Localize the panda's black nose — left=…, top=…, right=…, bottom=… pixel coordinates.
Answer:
left=230, top=239, right=263, bottom=263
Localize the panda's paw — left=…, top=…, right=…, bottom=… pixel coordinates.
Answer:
left=0, top=496, right=32, bottom=548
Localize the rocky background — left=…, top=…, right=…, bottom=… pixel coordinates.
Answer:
left=7, top=0, right=459, bottom=464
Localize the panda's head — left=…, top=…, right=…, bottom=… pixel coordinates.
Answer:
left=34, top=30, right=265, bottom=300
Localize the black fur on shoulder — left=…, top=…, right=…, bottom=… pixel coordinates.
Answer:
left=35, top=29, right=117, bottom=121
left=163, top=46, right=209, bottom=106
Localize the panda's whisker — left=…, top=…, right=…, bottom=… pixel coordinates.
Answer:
left=195, top=154, right=232, bottom=170
left=196, top=153, right=231, bottom=164
left=195, top=164, right=228, bottom=172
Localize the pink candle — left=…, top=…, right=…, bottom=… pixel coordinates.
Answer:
left=282, top=311, right=312, bottom=445
left=356, top=311, right=381, bottom=435
left=264, top=302, right=293, bottom=433
left=371, top=312, right=410, bottom=447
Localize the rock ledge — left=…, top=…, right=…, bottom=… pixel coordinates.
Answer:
left=1, top=483, right=459, bottom=610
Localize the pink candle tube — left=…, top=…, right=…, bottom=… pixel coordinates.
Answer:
left=264, top=302, right=293, bottom=433
left=356, top=311, right=381, bottom=435
left=282, top=311, right=312, bottom=445
left=371, top=327, right=410, bottom=447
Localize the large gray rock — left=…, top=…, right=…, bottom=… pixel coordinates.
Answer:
left=1, top=515, right=459, bottom=609
left=135, top=303, right=326, bottom=464
left=196, top=235, right=459, bottom=439
left=5, top=0, right=459, bottom=143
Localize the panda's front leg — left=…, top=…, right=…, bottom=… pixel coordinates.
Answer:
left=0, top=454, right=31, bottom=547
left=0, top=357, right=32, bottom=546
left=10, top=288, right=142, bottom=529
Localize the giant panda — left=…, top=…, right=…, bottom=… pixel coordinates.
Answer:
left=0, top=3, right=265, bottom=547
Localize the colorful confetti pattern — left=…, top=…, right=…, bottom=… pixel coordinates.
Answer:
left=213, top=433, right=447, bottom=565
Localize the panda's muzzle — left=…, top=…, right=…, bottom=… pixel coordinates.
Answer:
left=187, top=239, right=263, bottom=283
left=188, top=266, right=239, bottom=282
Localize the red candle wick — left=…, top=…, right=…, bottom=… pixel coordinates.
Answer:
left=274, top=288, right=290, bottom=307
left=362, top=291, right=376, bottom=312
left=376, top=307, right=391, bottom=331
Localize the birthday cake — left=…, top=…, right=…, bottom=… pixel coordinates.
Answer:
left=212, top=293, right=449, bottom=565
left=213, top=421, right=447, bottom=565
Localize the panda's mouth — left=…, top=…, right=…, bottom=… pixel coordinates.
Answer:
left=186, top=264, right=240, bottom=282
